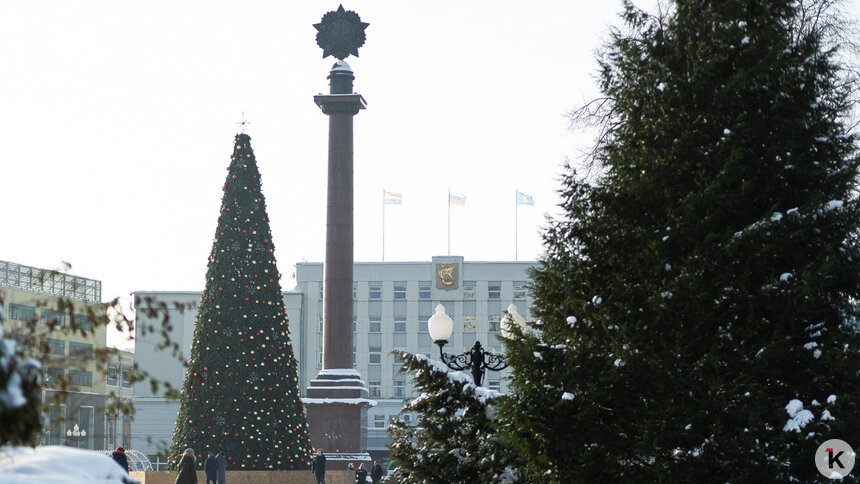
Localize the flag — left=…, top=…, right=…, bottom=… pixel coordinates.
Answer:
left=383, top=191, right=403, bottom=205
left=516, top=191, right=534, bottom=206
left=448, top=192, right=466, bottom=207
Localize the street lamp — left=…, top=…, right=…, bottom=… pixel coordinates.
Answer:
left=66, top=424, right=86, bottom=447
left=428, top=304, right=509, bottom=386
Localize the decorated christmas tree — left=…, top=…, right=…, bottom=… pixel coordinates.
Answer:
left=168, top=133, right=313, bottom=470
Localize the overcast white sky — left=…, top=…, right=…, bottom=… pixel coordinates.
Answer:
left=1, top=1, right=856, bottom=348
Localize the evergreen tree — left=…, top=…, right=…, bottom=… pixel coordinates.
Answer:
left=169, top=133, right=312, bottom=470
left=388, top=352, right=518, bottom=483
left=501, top=0, right=860, bottom=481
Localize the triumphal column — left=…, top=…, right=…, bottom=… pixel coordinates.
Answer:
left=302, top=5, right=374, bottom=470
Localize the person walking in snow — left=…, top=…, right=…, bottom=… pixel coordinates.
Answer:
left=354, top=462, right=368, bottom=483
left=111, top=446, right=129, bottom=474
left=215, top=451, right=227, bottom=484
left=370, top=460, right=384, bottom=484
left=311, top=448, right=326, bottom=484
left=204, top=452, right=217, bottom=484
left=175, top=448, right=198, bottom=484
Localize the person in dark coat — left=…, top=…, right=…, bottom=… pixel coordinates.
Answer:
left=215, top=452, right=227, bottom=484
left=175, top=448, right=198, bottom=484
left=111, top=446, right=129, bottom=474
left=311, top=448, right=326, bottom=484
left=355, top=463, right=367, bottom=483
left=204, top=452, right=217, bottom=484
left=370, top=460, right=384, bottom=484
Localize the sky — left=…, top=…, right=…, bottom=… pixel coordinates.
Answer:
left=2, top=1, right=857, bottom=349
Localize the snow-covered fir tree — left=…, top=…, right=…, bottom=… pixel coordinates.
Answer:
left=169, top=133, right=313, bottom=470
left=387, top=352, right=519, bottom=483
left=500, top=0, right=860, bottom=481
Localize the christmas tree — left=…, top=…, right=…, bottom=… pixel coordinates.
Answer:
left=168, top=133, right=313, bottom=470
left=501, top=0, right=860, bottom=481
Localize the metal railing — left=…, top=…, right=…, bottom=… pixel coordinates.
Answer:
left=0, top=260, right=101, bottom=303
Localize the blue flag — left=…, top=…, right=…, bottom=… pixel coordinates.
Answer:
left=516, top=191, right=534, bottom=206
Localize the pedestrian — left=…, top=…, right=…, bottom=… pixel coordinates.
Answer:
left=311, top=448, right=326, bottom=484
left=111, top=446, right=129, bottom=474
left=370, top=460, right=384, bottom=484
left=215, top=451, right=227, bottom=484
left=175, top=448, right=198, bottom=484
left=355, top=463, right=367, bottom=483
left=204, top=452, right=217, bottom=484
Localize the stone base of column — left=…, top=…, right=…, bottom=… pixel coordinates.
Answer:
left=304, top=368, right=375, bottom=469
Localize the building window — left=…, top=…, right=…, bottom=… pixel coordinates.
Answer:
left=463, top=281, right=476, bottom=299
left=488, top=317, right=501, bottom=332
left=48, top=404, right=66, bottom=445
left=69, top=342, right=93, bottom=359
left=40, top=309, right=66, bottom=327
left=369, top=316, right=381, bottom=333
left=107, top=365, right=118, bottom=386
left=69, top=370, right=93, bottom=387
left=393, top=380, right=405, bottom=397
left=72, top=313, right=92, bottom=331
left=464, top=316, right=476, bottom=333
left=9, top=304, right=36, bottom=321
left=403, top=413, right=412, bottom=424
left=394, top=282, right=407, bottom=300
left=513, top=281, right=527, bottom=300
left=488, top=281, right=501, bottom=300
left=122, top=368, right=132, bottom=388
left=43, top=338, right=65, bottom=356
left=45, top=368, right=64, bottom=385
left=354, top=282, right=358, bottom=301
left=10, top=334, right=35, bottom=351
left=353, top=315, right=357, bottom=333
left=369, top=347, right=381, bottom=365
left=369, top=282, right=382, bottom=300
left=488, top=380, right=501, bottom=392
left=76, top=406, right=94, bottom=449
left=319, top=283, right=324, bottom=300
left=418, top=281, right=431, bottom=299
left=394, top=316, right=407, bottom=333
left=369, top=380, right=381, bottom=397
left=374, top=415, right=386, bottom=428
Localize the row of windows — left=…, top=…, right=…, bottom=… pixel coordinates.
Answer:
left=6, top=304, right=92, bottom=330
left=41, top=339, right=93, bottom=359
left=44, top=368, right=93, bottom=387
left=319, top=316, right=502, bottom=334
left=319, top=281, right=527, bottom=301
left=106, top=365, right=133, bottom=388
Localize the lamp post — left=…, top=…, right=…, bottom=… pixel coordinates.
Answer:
left=66, top=424, right=86, bottom=448
left=428, top=304, right=524, bottom=386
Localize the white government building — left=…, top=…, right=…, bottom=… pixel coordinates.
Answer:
left=132, top=256, right=535, bottom=467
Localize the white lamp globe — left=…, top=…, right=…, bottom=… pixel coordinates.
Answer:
left=427, top=304, right=454, bottom=344
left=501, top=303, right=526, bottom=339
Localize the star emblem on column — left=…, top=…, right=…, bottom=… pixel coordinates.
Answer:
left=314, top=5, right=369, bottom=60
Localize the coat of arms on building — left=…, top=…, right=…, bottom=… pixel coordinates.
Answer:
left=435, top=263, right=459, bottom=290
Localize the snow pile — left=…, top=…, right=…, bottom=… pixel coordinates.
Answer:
left=783, top=399, right=814, bottom=432
left=0, top=445, right=138, bottom=484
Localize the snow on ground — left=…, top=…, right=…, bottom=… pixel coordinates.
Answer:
left=0, top=445, right=137, bottom=484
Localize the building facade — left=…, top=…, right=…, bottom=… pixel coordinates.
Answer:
left=0, top=260, right=110, bottom=450
left=131, top=256, right=535, bottom=465
left=294, top=256, right=535, bottom=459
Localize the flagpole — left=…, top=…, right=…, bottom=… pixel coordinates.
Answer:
left=382, top=189, right=386, bottom=262
left=447, top=188, right=451, bottom=256
left=515, top=190, right=518, bottom=261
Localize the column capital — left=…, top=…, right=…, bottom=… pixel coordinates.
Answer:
left=314, top=93, right=367, bottom=116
